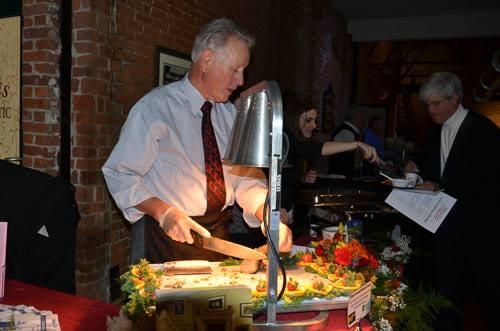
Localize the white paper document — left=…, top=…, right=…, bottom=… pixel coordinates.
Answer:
left=385, top=189, right=457, bottom=233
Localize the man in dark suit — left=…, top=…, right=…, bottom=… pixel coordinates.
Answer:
left=406, top=72, right=499, bottom=330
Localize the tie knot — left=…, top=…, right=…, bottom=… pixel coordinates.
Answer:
left=201, top=101, right=213, bottom=115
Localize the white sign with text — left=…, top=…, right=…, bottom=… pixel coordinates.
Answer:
left=347, top=281, right=372, bottom=328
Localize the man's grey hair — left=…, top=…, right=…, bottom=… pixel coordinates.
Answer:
left=419, top=72, right=463, bottom=103
left=191, top=18, right=255, bottom=62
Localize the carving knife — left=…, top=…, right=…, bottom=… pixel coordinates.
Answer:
left=193, top=234, right=266, bottom=260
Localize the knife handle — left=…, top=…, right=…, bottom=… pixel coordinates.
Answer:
left=191, top=231, right=204, bottom=246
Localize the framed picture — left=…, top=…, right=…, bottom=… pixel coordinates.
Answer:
left=207, top=295, right=225, bottom=312
left=240, top=303, right=253, bottom=318
left=156, top=47, right=192, bottom=86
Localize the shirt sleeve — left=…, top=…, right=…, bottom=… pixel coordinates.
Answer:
left=229, top=165, right=268, bottom=228
left=102, top=101, right=161, bottom=223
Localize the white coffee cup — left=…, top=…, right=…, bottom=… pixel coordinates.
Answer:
left=404, top=172, right=419, bottom=187
left=322, top=226, right=339, bottom=240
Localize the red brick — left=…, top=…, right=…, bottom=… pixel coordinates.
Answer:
left=73, top=95, right=95, bottom=111
left=34, top=63, right=57, bottom=74
left=23, top=27, right=51, bottom=39
left=33, top=111, right=46, bottom=122
left=23, top=134, right=34, bottom=144
left=73, top=11, right=98, bottom=29
left=34, top=86, right=51, bottom=97
left=75, top=123, right=98, bottom=135
left=23, top=75, right=50, bottom=86
left=23, top=17, right=33, bottom=27
left=74, top=41, right=99, bottom=55
left=73, top=147, right=97, bottom=158
left=23, top=40, right=33, bottom=50
left=23, top=3, right=49, bottom=16
left=23, top=98, right=49, bottom=109
left=76, top=29, right=100, bottom=42
left=80, top=78, right=108, bottom=95
left=23, top=50, right=59, bottom=63
left=34, top=15, right=47, bottom=25
left=22, top=86, right=33, bottom=97
left=73, top=66, right=99, bottom=77
left=35, top=38, right=60, bottom=50
left=76, top=54, right=108, bottom=67
left=35, top=134, right=60, bottom=146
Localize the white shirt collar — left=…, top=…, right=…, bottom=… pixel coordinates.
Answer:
left=443, top=104, right=468, bottom=129
left=180, top=75, right=210, bottom=116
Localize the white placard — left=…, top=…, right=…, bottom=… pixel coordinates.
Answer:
left=347, top=282, right=372, bottom=328
left=385, top=189, right=457, bottom=233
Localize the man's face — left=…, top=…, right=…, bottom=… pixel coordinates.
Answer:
left=201, top=37, right=250, bottom=103
left=425, top=94, right=459, bottom=124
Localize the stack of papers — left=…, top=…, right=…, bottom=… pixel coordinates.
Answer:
left=0, top=304, right=60, bottom=330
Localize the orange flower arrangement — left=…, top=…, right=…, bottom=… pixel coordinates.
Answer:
left=333, top=239, right=379, bottom=270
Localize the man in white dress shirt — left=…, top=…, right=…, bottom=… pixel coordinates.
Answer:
left=103, top=18, right=292, bottom=263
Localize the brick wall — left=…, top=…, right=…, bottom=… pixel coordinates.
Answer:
left=21, top=0, right=350, bottom=301
left=22, top=0, right=62, bottom=175
left=71, top=0, right=114, bottom=300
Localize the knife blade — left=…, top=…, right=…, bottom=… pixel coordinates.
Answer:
left=194, top=234, right=266, bottom=260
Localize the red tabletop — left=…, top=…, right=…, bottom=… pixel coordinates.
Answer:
left=1, top=279, right=373, bottom=331
left=1, top=279, right=120, bottom=331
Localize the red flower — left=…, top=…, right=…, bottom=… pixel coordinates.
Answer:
left=334, top=247, right=353, bottom=266
left=315, top=245, right=325, bottom=257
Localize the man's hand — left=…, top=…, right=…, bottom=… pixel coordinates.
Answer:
left=159, top=207, right=211, bottom=244
left=278, top=222, right=293, bottom=252
left=358, top=142, right=381, bottom=164
left=260, top=221, right=293, bottom=253
left=303, top=169, right=318, bottom=184
left=256, top=204, right=293, bottom=252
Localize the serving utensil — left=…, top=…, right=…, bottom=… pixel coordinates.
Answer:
left=193, top=234, right=266, bottom=260
left=379, top=171, right=396, bottom=181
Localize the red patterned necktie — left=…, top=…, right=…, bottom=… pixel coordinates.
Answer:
left=201, top=101, right=226, bottom=213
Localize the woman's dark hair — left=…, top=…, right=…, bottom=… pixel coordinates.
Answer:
left=284, top=94, right=316, bottom=141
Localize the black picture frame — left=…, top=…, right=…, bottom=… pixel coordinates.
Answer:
left=156, top=47, right=192, bottom=86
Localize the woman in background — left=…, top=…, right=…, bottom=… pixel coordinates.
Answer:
left=282, top=96, right=381, bottom=223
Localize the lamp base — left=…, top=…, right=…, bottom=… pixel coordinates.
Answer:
left=252, top=311, right=329, bottom=331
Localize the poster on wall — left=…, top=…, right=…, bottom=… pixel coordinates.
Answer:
left=0, top=15, right=21, bottom=161
left=156, top=47, right=192, bottom=86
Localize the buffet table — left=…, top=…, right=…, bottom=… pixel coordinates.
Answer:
left=1, top=279, right=120, bottom=331
left=2, top=279, right=373, bottom=330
